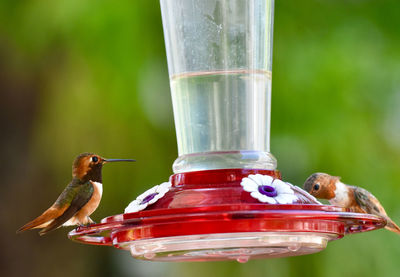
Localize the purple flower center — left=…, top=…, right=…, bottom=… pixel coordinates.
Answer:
left=140, top=192, right=158, bottom=204
left=258, top=185, right=277, bottom=197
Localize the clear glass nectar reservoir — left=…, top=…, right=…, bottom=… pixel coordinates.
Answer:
left=171, top=70, right=271, bottom=153
left=160, top=0, right=276, bottom=173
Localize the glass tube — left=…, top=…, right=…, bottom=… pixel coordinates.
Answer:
left=160, top=0, right=276, bottom=173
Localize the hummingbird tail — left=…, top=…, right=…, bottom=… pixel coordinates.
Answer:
left=17, top=216, right=50, bottom=233
left=16, top=207, right=64, bottom=234
left=384, top=218, right=400, bottom=235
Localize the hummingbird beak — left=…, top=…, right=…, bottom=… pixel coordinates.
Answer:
left=103, top=158, right=136, bottom=163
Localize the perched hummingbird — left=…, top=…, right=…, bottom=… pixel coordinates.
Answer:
left=17, top=153, right=135, bottom=236
left=304, top=172, right=400, bottom=234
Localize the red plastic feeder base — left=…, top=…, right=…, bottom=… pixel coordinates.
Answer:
left=68, top=169, right=385, bottom=262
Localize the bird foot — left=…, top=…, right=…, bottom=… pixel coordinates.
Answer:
left=75, top=222, right=95, bottom=231
left=75, top=225, right=84, bottom=231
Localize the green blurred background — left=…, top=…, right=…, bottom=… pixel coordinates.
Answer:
left=1, top=0, right=400, bottom=276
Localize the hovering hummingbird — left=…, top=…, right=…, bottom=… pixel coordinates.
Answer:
left=17, top=153, right=135, bottom=236
left=304, top=172, right=400, bottom=234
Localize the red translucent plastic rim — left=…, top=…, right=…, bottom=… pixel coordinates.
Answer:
left=69, top=204, right=385, bottom=246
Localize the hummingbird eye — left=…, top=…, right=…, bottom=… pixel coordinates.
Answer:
left=314, top=183, right=320, bottom=191
left=91, top=156, right=98, bottom=163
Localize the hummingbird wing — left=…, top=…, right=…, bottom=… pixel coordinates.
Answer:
left=353, top=187, right=387, bottom=216
left=38, top=181, right=94, bottom=235
left=354, top=186, right=400, bottom=234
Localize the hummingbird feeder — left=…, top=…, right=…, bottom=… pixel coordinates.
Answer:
left=69, top=0, right=386, bottom=262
